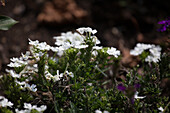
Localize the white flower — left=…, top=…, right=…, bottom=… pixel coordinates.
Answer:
left=52, top=75, right=60, bottom=82
left=95, top=110, right=102, bottom=113
left=28, top=39, right=39, bottom=46
left=7, top=62, right=19, bottom=67
left=107, top=47, right=120, bottom=58
left=54, top=32, right=84, bottom=48
left=15, top=109, right=30, bottom=113
left=66, top=71, right=74, bottom=78
left=45, top=71, right=53, bottom=81
left=0, top=96, right=13, bottom=108
left=0, top=96, right=4, bottom=100
left=87, top=83, right=92, bottom=86
left=145, top=45, right=161, bottom=63
left=75, top=45, right=88, bottom=49
left=52, top=70, right=63, bottom=82
left=136, top=43, right=153, bottom=50
left=103, top=111, right=109, bottom=113
left=95, top=109, right=109, bottom=113
left=130, top=48, right=143, bottom=56
left=29, top=39, right=51, bottom=51
left=134, top=91, right=146, bottom=99
left=130, top=43, right=154, bottom=56
left=7, top=62, right=22, bottom=67
left=77, top=27, right=97, bottom=34
left=36, top=42, right=51, bottom=51
left=15, top=80, right=26, bottom=86
left=130, top=43, right=162, bottom=63
left=149, top=45, right=161, bottom=56
left=6, top=69, right=21, bottom=78
left=24, top=103, right=47, bottom=112
left=36, top=105, right=47, bottom=112
left=21, top=51, right=31, bottom=60
left=62, top=42, right=73, bottom=50
left=92, top=50, right=98, bottom=56
left=54, top=36, right=65, bottom=46
left=93, top=46, right=103, bottom=50
left=24, top=64, right=38, bottom=74
left=7, top=57, right=28, bottom=67
left=158, top=107, right=164, bottom=113
left=24, top=103, right=32, bottom=110
left=92, top=36, right=101, bottom=45
left=25, top=84, right=37, bottom=92
left=51, top=46, right=59, bottom=52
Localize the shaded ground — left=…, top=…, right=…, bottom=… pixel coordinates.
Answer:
left=0, top=0, right=169, bottom=72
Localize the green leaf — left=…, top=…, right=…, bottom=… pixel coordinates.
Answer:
left=0, top=15, right=18, bottom=30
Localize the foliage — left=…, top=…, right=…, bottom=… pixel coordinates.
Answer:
left=0, top=15, right=18, bottom=30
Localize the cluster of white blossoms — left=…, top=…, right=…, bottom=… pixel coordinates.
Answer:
left=107, top=47, right=120, bottom=58
left=5, top=67, right=37, bottom=92
left=130, top=43, right=161, bottom=63
left=158, top=106, right=164, bottom=113
left=29, top=39, right=51, bottom=51
left=0, top=96, right=13, bottom=108
left=15, top=103, right=47, bottom=113
left=4, top=27, right=122, bottom=112
left=145, top=45, right=162, bottom=63
left=95, top=109, right=109, bottom=113
left=5, top=27, right=120, bottom=93
left=44, top=62, right=74, bottom=82
left=77, top=27, right=97, bottom=34
left=7, top=51, right=30, bottom=67
left=45, top=69, right=74, bottom=82
left=52, top=27, right=102, bottom=56
left=15, top=79, right=37, bottom=92
left=54, top=32, right=85, bottom=47
left=0, top=96, right=46, bottom=113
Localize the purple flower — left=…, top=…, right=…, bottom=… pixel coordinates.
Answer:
left=130, top=97, right=135, bottom=104
left=117, top=84, right=126, bottom=91
left=157, top=17, right=170, bottom=32
left=134, top=83, right=141, bottom=89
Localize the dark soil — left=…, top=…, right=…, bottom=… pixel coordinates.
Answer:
left=0, top=0, right=169, bottom=72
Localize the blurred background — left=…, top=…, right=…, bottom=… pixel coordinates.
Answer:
left=0, top=0, right=169, bottom=72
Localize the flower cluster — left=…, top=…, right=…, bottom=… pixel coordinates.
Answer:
left=0, top=96, right=13, bottom=108
left=1, top=27, right=167, bottom=113
left=7, top=51, right=30, bottom=67
left=0, top=96, right=46, bottom=113
left=77, top=27, right=97, bottom=34
left=53, top=28, right=101, bottom=56
left=158, top=17, right=170, bottom=32
left=95, top=110, right=109, bottom=113
left=145, top=45, right=162, bottom=63
left=107, top=47, right=120, bottom=58
left=130, top=43, right=161, bottom=63
left=29, top=39, right=51, bottom=51
left=15, top=103, right=47, bottom=113
left=45, top=69, right=74, bottom=82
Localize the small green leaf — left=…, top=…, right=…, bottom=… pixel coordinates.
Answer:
left=0, top=15, right=18, bottom=30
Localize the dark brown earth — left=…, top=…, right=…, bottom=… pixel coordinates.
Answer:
left=0, top=0, right=170, bottom=72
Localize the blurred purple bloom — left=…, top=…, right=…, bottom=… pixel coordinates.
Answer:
left=134, top=83, right=141, bottom=89
left=117, top=83, right=143, bottom=104
left=130, top=97, right=135, bottom=104
left=158, top=17, right=170, bottom=32
left=117, top=84, right=126, bottom=91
